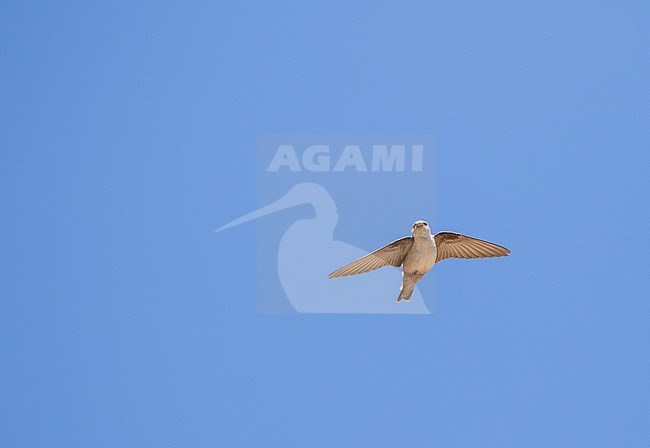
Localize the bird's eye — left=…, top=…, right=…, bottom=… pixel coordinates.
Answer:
left=423, top=222, right=428, bottom=227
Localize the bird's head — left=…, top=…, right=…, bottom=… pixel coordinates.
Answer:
left=411, top=220, right=431, bottom=237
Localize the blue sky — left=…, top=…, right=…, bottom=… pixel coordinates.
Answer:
left=1, top=2, right=649, bottom=446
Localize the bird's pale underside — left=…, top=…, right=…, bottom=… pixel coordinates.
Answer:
left=328, top=220, right=510, bottom=302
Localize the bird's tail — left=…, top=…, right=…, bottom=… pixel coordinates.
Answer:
left=397, top=274, right=422, bottom=302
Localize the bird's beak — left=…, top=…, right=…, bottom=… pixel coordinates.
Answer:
left=216, top=191, right=302, bottom=232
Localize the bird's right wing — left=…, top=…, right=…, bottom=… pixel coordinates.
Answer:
left=328, top=237, right=414, bottom=278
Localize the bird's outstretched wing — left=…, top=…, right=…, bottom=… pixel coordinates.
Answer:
left=328, top=237, right=414, bottom=278
left=434, top=232, right=510, bottom=263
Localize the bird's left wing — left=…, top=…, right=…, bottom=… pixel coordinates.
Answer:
left=328, top=237, right=414, bottom=278
left=434, top=232, right=510, bottom=263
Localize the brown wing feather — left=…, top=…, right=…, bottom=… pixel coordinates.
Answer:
left=434, top=232, right=510, bottom=263
left=328, top=237, right=414, bottom=278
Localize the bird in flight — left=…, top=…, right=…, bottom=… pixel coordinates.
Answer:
left=329, top=220, right=510, bottom=302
